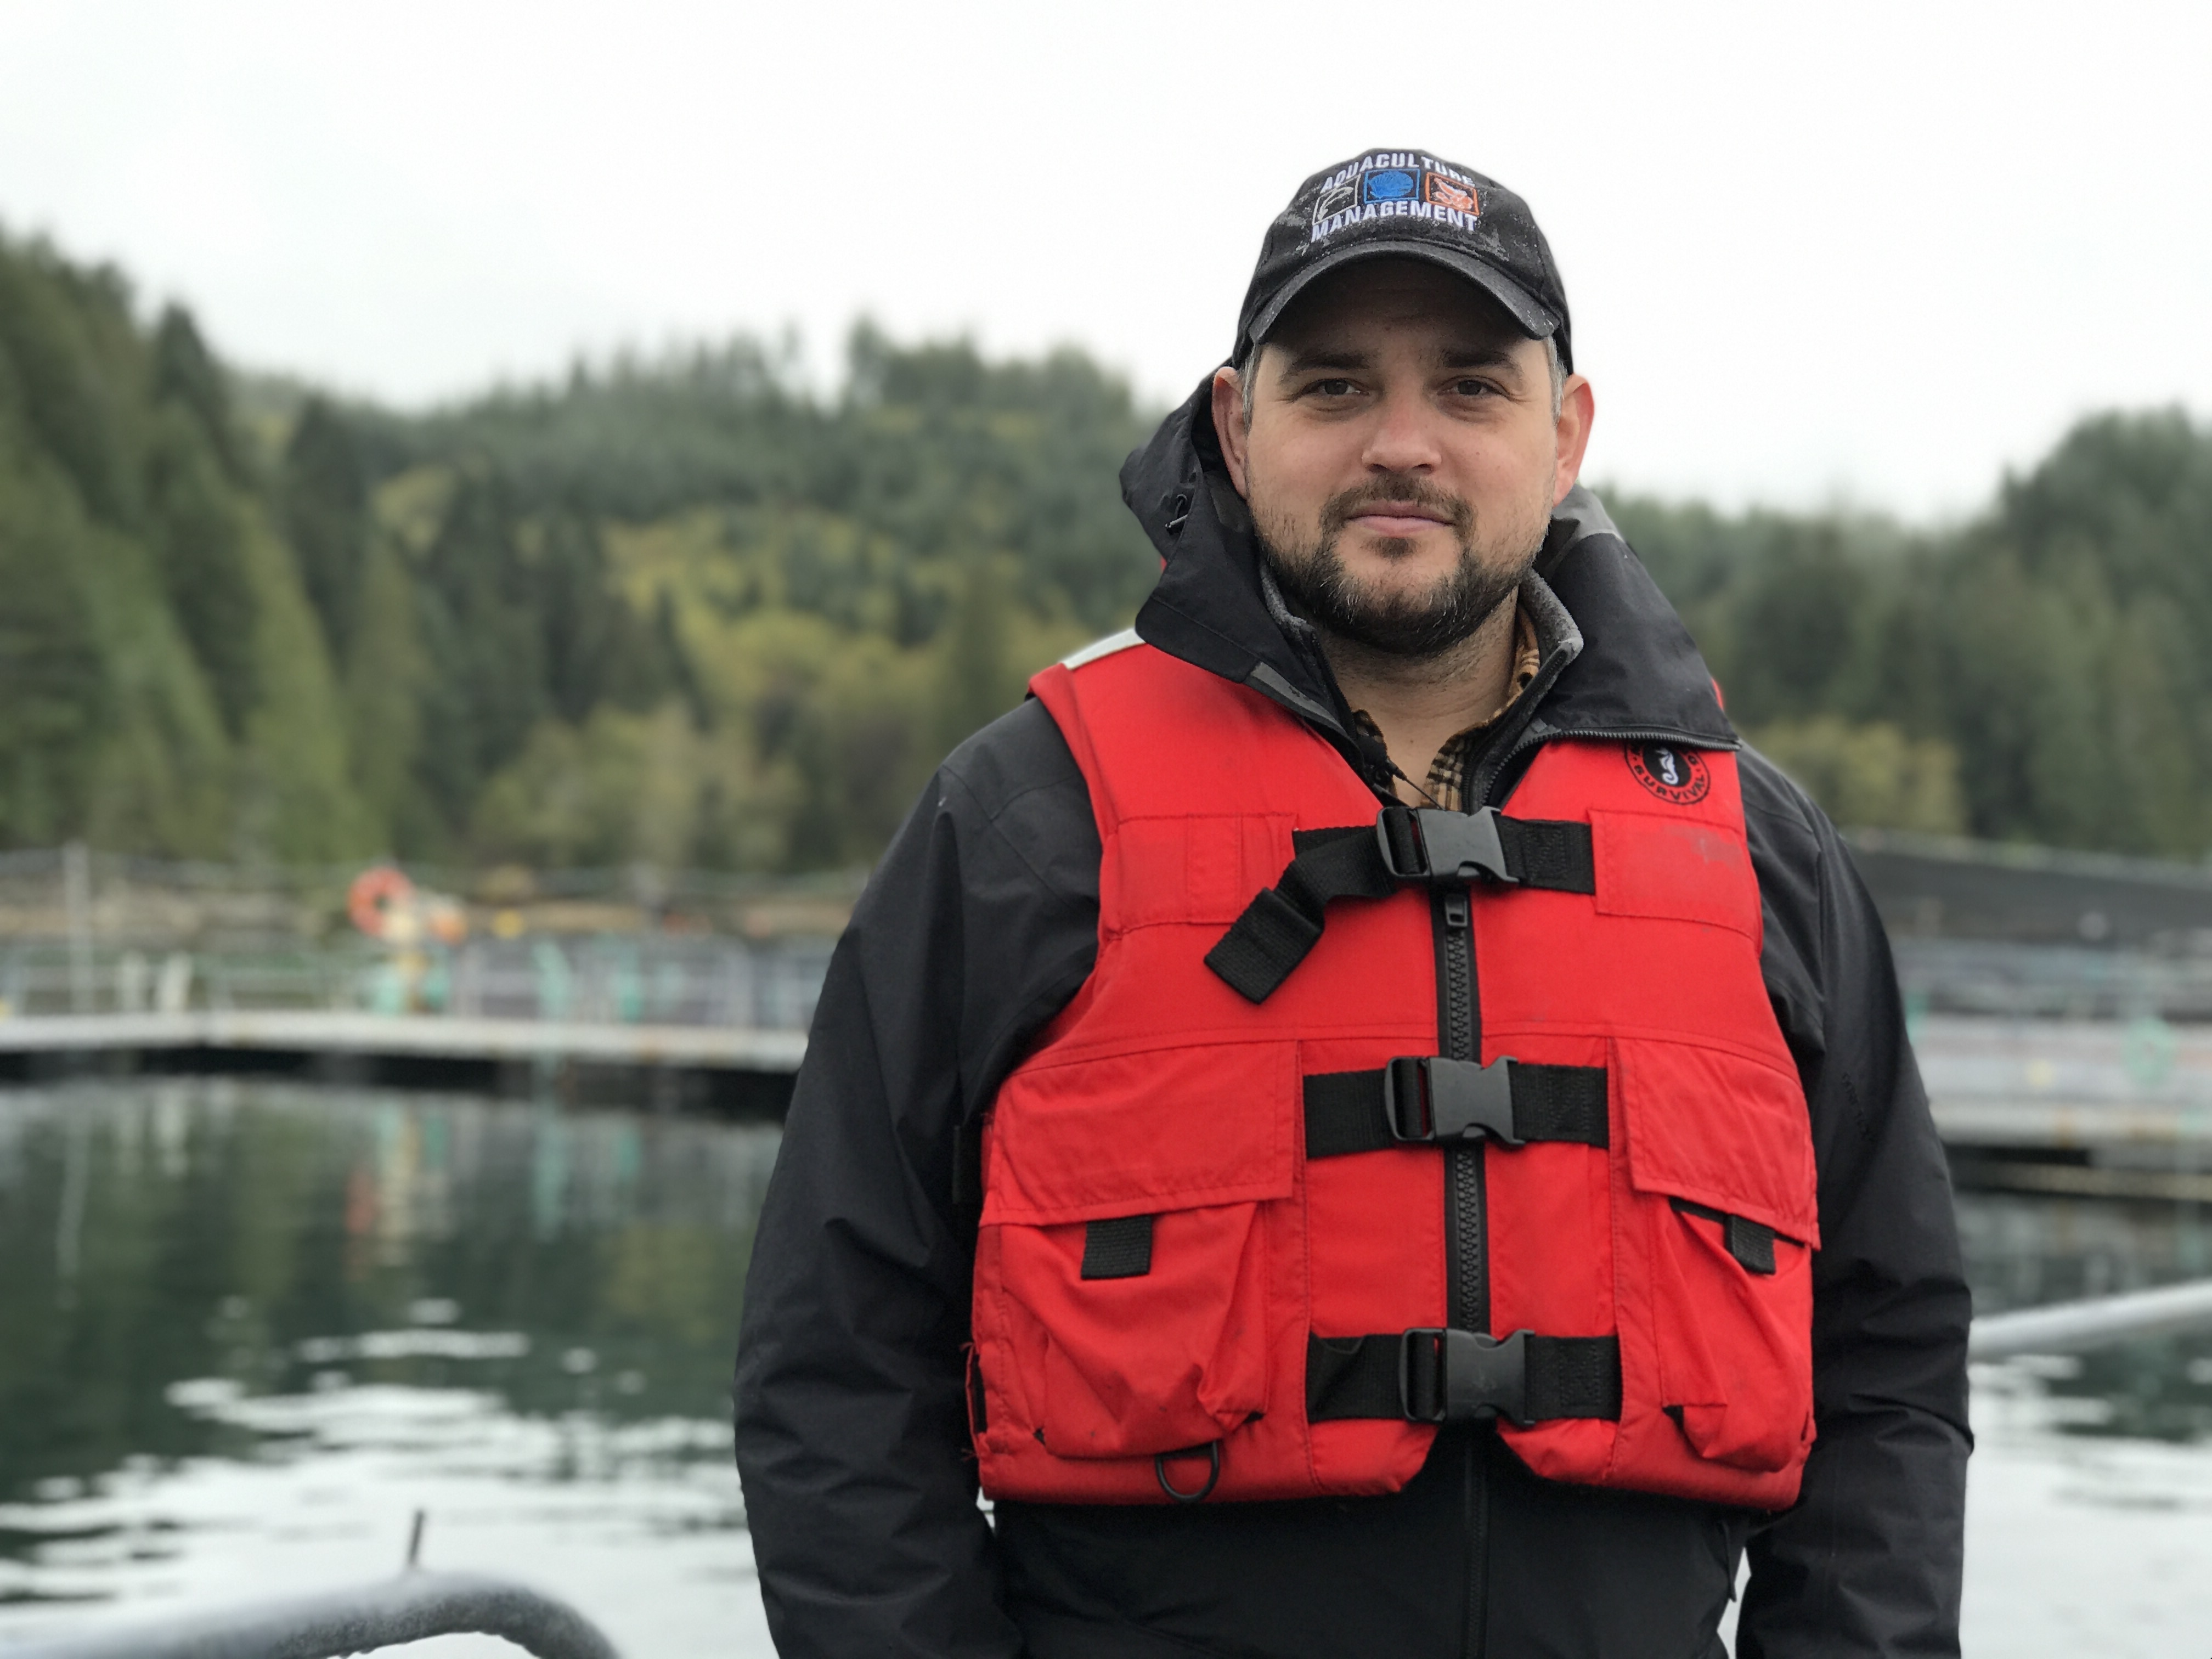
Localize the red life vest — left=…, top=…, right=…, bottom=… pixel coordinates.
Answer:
left=967, top=639, right=1819, bottom=1511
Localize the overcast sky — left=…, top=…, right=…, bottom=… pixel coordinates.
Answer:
left=3, top=0, right=2207, bottom=518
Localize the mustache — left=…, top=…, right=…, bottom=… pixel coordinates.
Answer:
left=1320, top=476, right=1475, bottom=538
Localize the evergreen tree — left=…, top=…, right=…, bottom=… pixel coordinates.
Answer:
left=143, top=409, right=259, bottom=736
left=410, top=468, right=549, bottom=835
left=151, top=306, right=245, bottom=483
left=540, top=507, right=676, bottom=721
left=0, top=239, right=139, bottom=526
left=932, top=554, right=1017, bottom=760
left=652, top=585, right=710, bottom=730
left=342, top=544, right=427, bottom=850
left=0, top=471, right=109, bottom=842
left=280, top=398, right=370, bottom=662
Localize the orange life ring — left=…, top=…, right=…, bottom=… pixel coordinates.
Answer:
left=348, top=865, right=417, bottom=939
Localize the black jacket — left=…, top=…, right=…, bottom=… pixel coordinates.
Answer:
left=733, top=384, right=1972, bottom=1659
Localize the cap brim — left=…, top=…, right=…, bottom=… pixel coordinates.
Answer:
left=1244, top=240, right=1559, bottom=356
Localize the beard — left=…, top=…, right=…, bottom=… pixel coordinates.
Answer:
left=1255, top=474, right=1546, bottom=659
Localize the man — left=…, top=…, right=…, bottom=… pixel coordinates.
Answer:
left=735, top=150, right=1970, bottom=1658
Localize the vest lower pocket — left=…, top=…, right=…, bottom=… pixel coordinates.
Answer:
left=1617, top=1035, right=1819, bottom=1480
left=1646, top=1195, right=1813, bottom=1472
left=975, top=1038, right=1296, bottom=1475
left=997, top=1199, right=1271, bottom=1461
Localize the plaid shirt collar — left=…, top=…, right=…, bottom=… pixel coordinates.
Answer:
left=1350, top=597, right=1542, bottom=811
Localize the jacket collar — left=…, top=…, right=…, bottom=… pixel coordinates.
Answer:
left=1125, top=379, right=1737, bottom=783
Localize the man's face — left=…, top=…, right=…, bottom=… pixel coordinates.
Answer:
left=1212, top=258, right=1592, bottom=658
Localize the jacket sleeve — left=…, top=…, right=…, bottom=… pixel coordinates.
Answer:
left=733, top=699, right=1103, bottom=1659
left=1734, top=749, right=1973, bottom=1659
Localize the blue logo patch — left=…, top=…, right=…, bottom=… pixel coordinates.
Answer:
left=1362, top=169, right=1417, bottom=203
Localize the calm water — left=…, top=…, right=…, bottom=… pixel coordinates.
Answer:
left=0, top=1079, right=776, bottom=1655
left=0, top=1079, right=2207, bottom=1656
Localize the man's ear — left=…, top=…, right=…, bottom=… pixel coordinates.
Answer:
left=1210, top=365, right=1252, bottom=498
left=1550, top=374, right=1596, bottom=506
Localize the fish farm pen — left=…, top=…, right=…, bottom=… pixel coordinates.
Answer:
left=0, top=846, right=855, bottom=1110
left=6, top=834, right=2212, bottom=1188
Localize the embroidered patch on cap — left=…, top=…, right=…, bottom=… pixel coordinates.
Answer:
left=1312, top=183, right=1356, bottom=225
left=1362, top=168, right=1418, bottom=204
left=1424, top=174, right=1479, bottom=215
left=1627, top=742, right=1711, bottom=805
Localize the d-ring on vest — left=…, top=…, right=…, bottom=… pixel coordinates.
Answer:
left=964, top=641, right=1819, bottom=1509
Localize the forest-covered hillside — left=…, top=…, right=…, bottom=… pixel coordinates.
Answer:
left=0, top=234, right=1153, bottom=871
left=5, top=228, right=2212, bottom=868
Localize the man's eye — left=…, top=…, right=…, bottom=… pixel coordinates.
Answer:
left=1451, top=379, right=1497, bottom=398
left=1306, top=379, right=1358, bottom=398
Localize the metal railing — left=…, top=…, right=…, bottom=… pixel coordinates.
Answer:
left=0, top=844, right=851, bottom=1035
left=1, top=1570, right=619, bottom=1659
left=0, top=844, right=865, bottom=953
left=1969, top=1276, right=2212, bottom=1360
left=1894, top=936, right=2212, bottom=1023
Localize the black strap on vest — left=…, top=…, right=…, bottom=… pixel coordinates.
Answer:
left=1304, top=1058, right=1608, bottom=1157
left=1205, top=805, right=1595, bottom=1003
left=1203, top=826, right=1397, bottom=1003
left=1306, top=1330, right=1622, bottom=1428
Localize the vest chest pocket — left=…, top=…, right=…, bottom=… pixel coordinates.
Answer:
left=1616, top=1036, right=1819, bottom=1475
left=977, top=1042, right=1296, bottom=1464
left=1590, top=810, right=1761, bottom=938
left=1104, top=814, right=1296, bottom=932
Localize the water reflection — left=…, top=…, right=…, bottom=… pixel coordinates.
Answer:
left=0, top=1078, right=779, bottom=1653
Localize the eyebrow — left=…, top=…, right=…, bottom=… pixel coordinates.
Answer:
left=1439, top=343, right=1519, bottom=372
left=1275, top=342, right=1525, bottom=379
left=1279, top=348, right=1372, bottom=375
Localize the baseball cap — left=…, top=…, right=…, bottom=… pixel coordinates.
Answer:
left=1234, top=149, right=1572, bottom=372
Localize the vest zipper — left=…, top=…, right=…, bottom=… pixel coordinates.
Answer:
left=1438, top=887, right=1483, bottom=1329
left=1437, top=884, right=1489, bottom=1658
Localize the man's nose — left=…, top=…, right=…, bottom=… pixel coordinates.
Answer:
left=1360, top=390, right=1443, bottom=474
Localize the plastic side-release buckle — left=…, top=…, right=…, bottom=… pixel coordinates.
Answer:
left=1375, top=806, right=1517, bottom=885
left=1398, top=1328, right=1533, bottom=1428
left=1383, top=1056, right=1523, bottom=1147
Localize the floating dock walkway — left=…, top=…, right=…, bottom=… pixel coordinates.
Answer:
left=0, top=1009, right=805, bottom=1069
left=0, top=1010, right=806, bottom=1111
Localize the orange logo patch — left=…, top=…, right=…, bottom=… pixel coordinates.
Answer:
left=1424, top=174, right=1479, bottom=215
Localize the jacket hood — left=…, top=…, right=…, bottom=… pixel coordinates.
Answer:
left=1123, top=377, right=1737, bottom=760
